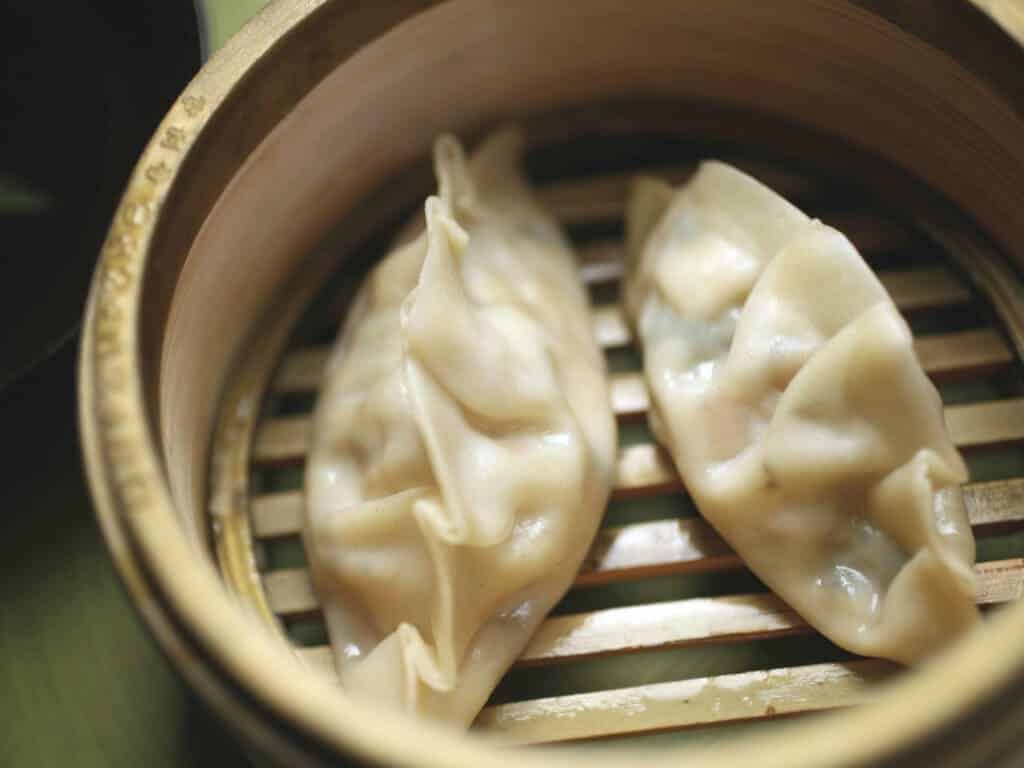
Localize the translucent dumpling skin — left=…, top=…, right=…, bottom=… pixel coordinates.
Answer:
left=304, top=129, right=616, bottom=726
left=625, top=162, right=979, bottom=663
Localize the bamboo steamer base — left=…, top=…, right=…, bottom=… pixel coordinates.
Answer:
left=78, top=2, right=1024, bottom=766
left=208, top=115, right=1024, bottom=748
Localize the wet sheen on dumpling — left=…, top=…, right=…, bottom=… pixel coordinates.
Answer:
left=625, top=162, right=978, bottom=663
left=303, top=129, right=616, bottom=726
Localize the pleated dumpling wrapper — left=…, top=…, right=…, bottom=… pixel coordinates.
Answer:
left=624, top=162, right=978, bottom=663
left=304, top=129, right=617, bottom=726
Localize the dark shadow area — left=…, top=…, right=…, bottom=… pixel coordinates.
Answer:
left=0, top=3, right=255, bottom=765
left=0, top=1, right=199, bottom=392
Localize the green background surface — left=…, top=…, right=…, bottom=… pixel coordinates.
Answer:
left=196, top=0, right=272, bottom=56
left=0, top=348, right=252, bottom=767
left=0, top=3, right=269, bottom=766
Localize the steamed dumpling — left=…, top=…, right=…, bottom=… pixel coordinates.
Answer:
left=624, top=162, right=978, bottom=663
left=303, top=129, right=616, bottom=726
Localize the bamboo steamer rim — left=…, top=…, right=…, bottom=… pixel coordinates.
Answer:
left=79, top=1, right=1024, bottom=766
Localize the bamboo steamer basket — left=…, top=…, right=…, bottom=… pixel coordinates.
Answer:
left=79, top=1, right=1024, bottom=765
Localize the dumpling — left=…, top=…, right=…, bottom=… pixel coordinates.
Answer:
left=624, top=162, right=978, bottom=663
left=303, top=128, right=617, bottom=726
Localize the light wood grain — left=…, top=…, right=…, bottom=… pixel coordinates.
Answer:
left=578, top=481, right=1024, bottom=586
left=273, top=349, right=331, bottom=394
left=575, top=517, right=739, bottom=585
left=604, top=402, right=1024, bottom=493
left=318, top=258, right=975, bottom=349
left=251, top=492, right=306, bottom=539
left=252, top=417, right=310, bottom=464
left=287, top=560, right=1020, bottom=709
left=264, top=559, right=1022, bottom=640
left=522, top=560, right=1018, bottom=665
left=945, top=400, right=1024, bottom=449
left=976, top=558, right=1024, bottom=604
left=250, top=479, right=1024, bottom=605
left=251, top=398, right=1024, bottom=471
left=882, top=267, right=975, bottom=312
left=963, top=478, right=1024, bottom=533
left=263, top=568, right=317, bottom=618
left=612, top=443, right=679, bottom=496
left=292, top=650, right=889, bottom=743
left=474, top=660, right=889, bottom=744
left=518, top=593, right=805, bottom=664
left=285, top=656, right=881, bottom=743
left=912, top=329, right=1013, bottom=380
left=274, top=328, right=1011, bottom=398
